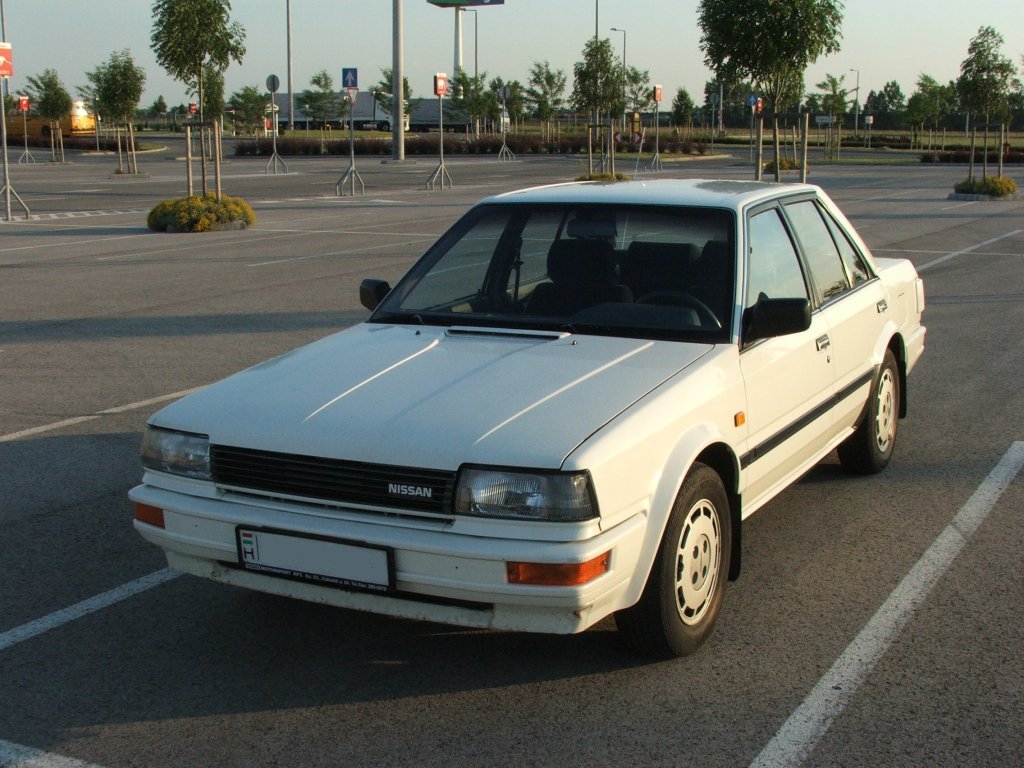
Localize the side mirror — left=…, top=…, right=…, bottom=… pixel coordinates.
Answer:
left=744, top=298, right=811, bottom=342
left=359, top=279, right=391, bottom=311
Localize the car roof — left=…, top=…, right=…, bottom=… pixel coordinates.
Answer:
left=484, top=178, right=820, bottom=210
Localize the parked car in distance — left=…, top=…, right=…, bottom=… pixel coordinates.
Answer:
left=131, top=179, right=926, bottom=658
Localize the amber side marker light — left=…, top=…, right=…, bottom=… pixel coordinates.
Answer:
left=506, top=552, right=610, bottom=586
left=134, top=503, right=165, bottom=529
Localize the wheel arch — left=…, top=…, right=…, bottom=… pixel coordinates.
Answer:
left=693, top=442, right=743, bottom=581
left=623, top=430, right=742, bottom=608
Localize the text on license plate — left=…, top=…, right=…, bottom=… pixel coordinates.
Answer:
left=236, top=527, right=393, bottom=593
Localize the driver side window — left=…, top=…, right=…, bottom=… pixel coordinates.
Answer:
left=746, top=209, right=809, bottom=310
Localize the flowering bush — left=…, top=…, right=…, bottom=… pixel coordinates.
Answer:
left=147, top=194, right=256, bottom=232
left=953, top=176, right=1018, bottom=197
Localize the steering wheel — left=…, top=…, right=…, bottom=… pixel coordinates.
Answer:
left=636, top=291, right=722, bottom=329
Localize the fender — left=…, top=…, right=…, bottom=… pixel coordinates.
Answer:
left=618, top=421, right=741, bottom=609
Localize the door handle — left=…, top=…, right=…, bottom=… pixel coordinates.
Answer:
left=816, top=334, right=831, bottom=351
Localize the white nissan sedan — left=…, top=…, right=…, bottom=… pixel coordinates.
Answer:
left=131, top=180, right=926, bottom=657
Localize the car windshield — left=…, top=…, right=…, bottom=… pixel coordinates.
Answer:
left=371, top=202, right=736, bottom=342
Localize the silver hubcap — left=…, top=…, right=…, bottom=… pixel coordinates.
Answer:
left=674, top=499, right=721, bottom=625
left=874, top=368, right=897, bottom=453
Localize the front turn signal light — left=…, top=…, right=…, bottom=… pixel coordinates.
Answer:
left=134, top=503, right=165, bottom=529
left=506, top=551, right=610, bottom=586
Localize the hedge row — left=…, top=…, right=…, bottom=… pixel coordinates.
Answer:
left=232, top=134, right=710, bottom=157
left=921, top=150, right=1024, bottom=164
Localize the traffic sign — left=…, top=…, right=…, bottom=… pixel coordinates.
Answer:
left=342, top=68, right=358, bottom=90
left=17, top=96, right=29, bottom=111
left=0, top=43, right=13, bottom=78
left=434, top=73, right=448, bottom=98
left=653, top=84, right=663, bottom=103
left=266, top=74, right=280, bottom=93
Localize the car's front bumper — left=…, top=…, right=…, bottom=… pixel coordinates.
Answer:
left=129, top=483, right=647, bottom=634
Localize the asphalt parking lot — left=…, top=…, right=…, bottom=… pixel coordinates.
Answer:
left=1, top=145, right=1022, bottom=767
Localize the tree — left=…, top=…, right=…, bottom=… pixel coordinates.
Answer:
left=149, top=95, right=168, bottom=117
left=671, top=87, right=694, bottom=132
left=370, top=68, right=412, bottom=126
left=489, top=77, right=525, bottom=131
left=298, top=70, right=344, bottom=128
left=526, top=60, right=567, bottom=141
left=572, top=37, right=623, bottom=119
left=957, top=26, right=1019, bottom=178
left=957, top=26, right=1017, bottom=128
left=699, top=0, right=843, bottom=179
left=227, top=85, right=268, bottom=135
left=624, top=66, right=652, bottom=116
left=24, top=69, right=73, bottom=160
left=817, top=73, right=848, bottom=121
left=86, top=50, right=146, bottom=172
left=451, top=69, right=492, bottom=136
left=151, top=0, right=245, bottom=123
left=864, top=80, right=905, bottom=130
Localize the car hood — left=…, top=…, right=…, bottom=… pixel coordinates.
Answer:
left=152, top=323, right=712, bottom=470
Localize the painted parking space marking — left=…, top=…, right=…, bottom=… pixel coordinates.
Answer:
left=0, top=738, right=108, bottom=768
left=26, top=209, right=148, bottom=221
left=917, top=230, right=1022, bottom=272
left=750, top=441, right=1024, bottom=768
left=0, top=569, right=181, bottom=653
left=0, top=388, right=202, bottom=444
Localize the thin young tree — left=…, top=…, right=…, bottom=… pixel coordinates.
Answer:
left=957, top=25, right=1018, bottom=179
left=699, top=0, right=843, bottom=180
left=24, top=69, right=72, bottom=161
left=151, top=0, right=245, bottom=195
left=572, top=37, right=623, bottom=174
left=526, top=61, right=567, bottom=142
left=86, top=50, right=146, bottom=173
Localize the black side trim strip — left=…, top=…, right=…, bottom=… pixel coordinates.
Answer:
left=739, top=369, right=875, bottom=469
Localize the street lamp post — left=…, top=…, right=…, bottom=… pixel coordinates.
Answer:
left=611, top=27, right=626, bottom=133
left=849, top=68, right=860, bottom=136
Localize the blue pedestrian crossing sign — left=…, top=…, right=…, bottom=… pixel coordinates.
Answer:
left=342, top=68, right=358, bottom=90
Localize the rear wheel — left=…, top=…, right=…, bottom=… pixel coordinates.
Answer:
left=838, top=349, right=900, bottom=475
left=616, top=463, right=731, bottom=658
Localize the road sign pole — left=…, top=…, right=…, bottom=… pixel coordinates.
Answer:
left=337, top=89, right=365, bottom=196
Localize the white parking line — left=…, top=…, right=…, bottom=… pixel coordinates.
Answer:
left=0, top=738, right=108, bottom=768
left=750, top=441, right=1024, bottom=768
left=0, top=569, right=181, bottom=652
left=917, top=230, right=1022, bottom=272
left=0, top=388, right=202, bottom=444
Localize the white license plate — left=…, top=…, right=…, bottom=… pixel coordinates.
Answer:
left=236, top=527, right=393, bottom=593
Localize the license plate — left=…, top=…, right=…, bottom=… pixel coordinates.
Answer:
left=236, top=527, right=394, bottom=593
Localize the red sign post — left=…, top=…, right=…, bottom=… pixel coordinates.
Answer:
left=18, top=97, right=29, bottom=111
left=433, top=73, right=448, bottom=98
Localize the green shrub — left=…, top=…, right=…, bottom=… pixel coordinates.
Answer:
left=953, top=176, right=1018, bottom=197
left=147, top=194, right=256, bottom=232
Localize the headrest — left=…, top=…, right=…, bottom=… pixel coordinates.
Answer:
left=547, top=238, right=615, bottom=286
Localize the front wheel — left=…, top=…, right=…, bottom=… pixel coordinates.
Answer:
left=838, top=349, right=900, bottom=475
left=616, top=463, right=731, bottom=658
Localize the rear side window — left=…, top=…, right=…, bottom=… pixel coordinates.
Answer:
left=784, top=200, right=850, bottom=302
left=822, top=211, right=873, bottom=286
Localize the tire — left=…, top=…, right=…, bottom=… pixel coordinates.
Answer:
left=616, top=463, right=731, bottom=658
left=838, top=349, right=900, bottom=475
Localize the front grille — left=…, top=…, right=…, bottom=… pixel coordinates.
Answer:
left=210, top=445, right=456, bottom=515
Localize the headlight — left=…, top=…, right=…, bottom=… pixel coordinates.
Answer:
left=455, top=467, right=598, bottom=522
left=141, top=426, right=212, bottom=481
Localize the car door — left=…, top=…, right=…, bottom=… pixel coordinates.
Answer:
left=781, top=197, right=886, bottom=431
left=739, top=205, right=836, bottom=511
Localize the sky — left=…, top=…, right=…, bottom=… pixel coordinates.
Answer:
left=3, top=0, right=1023, bottom=110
